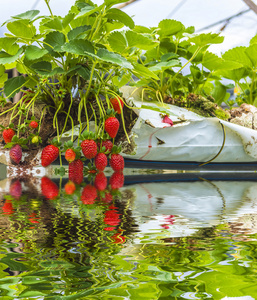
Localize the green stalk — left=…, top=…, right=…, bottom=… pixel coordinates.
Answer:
left=60, top=94, right=73, bottom=137
left=44, top=0, right=54, bottom=18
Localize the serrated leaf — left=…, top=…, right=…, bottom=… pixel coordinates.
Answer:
left=4, top=76, right=26, bottom=98
left=76, top=4, right=103, bottom=18
left=158, top=19, right=184, bottom=37
left=104, top=0, right=128, bottom=7
left=62, top=39, right=96, bottom=57
left=77, top=65, right=90, bottom=80
left=7, top=20, right=36, bottom=39
left=211, top=81, right=230, bottom=105
left=25, top=45, right=48, bottom=61
left=161, top=52, right=179, bottom=62
left=149, top=60, right=180, bottom=72
left=0, top=73, right=8, bottom=88
left=30, top=61, right=52, bottom=75
left=202, top=51, right=243, bottom=71
left=62, top=13, right=76, bottom=28
left=126, top=31, right=157, bottom=50
left=0, top=48, right=24, bottom=65
left=188, top=33, right=224, bottom=47
left=245, top=44, right=257, bottom=68
left=112, top=73, right=131, bottom=88
left=97, top=48, right=132, bottom=69
left=2, top=10, right=40, bottom=26
left=222, top=46, right=253, bottom=69
left=67, top=25, right=91, bottom=40
left=41, top=16, right=63, bottom=31
left=133, top=63, right=159, bottom=80
left=107, top=31, right=127, bottom=52
left=215, top=68, right=249, bottom=82
left=44, top=31, right=66, bottom=52
left=105, top=8, right=135, bottom=29
left=250, top=34, right=257, bottom=45
left=0, top=38, right=19, bottom=55
left=133, top=25, right=152, bottom=34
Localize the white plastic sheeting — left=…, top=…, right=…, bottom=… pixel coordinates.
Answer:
left=121, top=87, right=257, bottom=163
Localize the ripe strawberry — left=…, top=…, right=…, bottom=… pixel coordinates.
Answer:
left=95, top=152, right=108, bottom=171
left=64, top=181, right=76, bottom=195
left=69, top=159, right=84, bottom=185
left=109, top=153, right=124, bottom=171
left=104, top=117, right=119, bottom=138
left=10, top=144, right=22, bottom=165
left=29, top=120, right=38, bottom=129
left=81, top=184, right=97, bottom=205
left=81, top=139, right=97, bottom=159
left=2, top=128, right=15, bottom=144
left=41, top=145, right=59, bottom=167
left=102, top=140, right=113, bottom=153
left=2, top=200, right=14, bottom=215
left=41, top=176, right=59, bottom=200
left=110, top=97, right=124, bottom=114
left=65, top=148, right=76, bottom=163
left=109, top=171, right=124, bottom=189
left=94, top=172, right=107, bottom=191
left=9, top=179, right=22, bottom=199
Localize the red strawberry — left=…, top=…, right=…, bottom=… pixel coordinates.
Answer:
left=102, top=140, right=113, bottom=153
left=109, top=153, right=124, bottom=171
left=2, top=200, right=14, bottom=215
left=69, top=159, right=84, bottom=185
left=10, top=144, right=22, bottom=165
left=104, top=117, right=119, bottom=138
left=64, top=181, right=76, bottom=195
left=110, top=97, right=124, bottom=114
left=109, top=171, right=124, bottom=189
left=81, top=184, right=97, bottom=205
left=41, top=145, right=59, bottom=167
left=81, top=139, right=97, bottom=159
left=9, top=179, right=22, bottom=199
left=94, top=172, right=107, bottom=191
left=41, top=176, right=59, bottom=200
left=65, top=148, right=76, bottom=163
left=2, top=128, right=15, bottom=143
left=95, top=153, right=107, bottom=171
left=29, top=120, right=38, bottom=129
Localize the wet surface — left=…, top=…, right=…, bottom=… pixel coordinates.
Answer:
left=0, top=166, right=257, bottom=299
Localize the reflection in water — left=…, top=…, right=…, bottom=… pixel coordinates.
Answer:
left=0, top=172, right=257, bottom=299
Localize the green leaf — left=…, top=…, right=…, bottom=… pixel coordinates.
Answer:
left=76, top=4, right=103, bottom=18
left=158, top=19, right=184, bottom=37
left=4, top=76, right=26, bottom=98
left=112, top=73, right=131, bottom=88
left=11, top=10, right=40, bottom=21
left=133, top=63, right=159, bottom=80
left=44, top=31, right=66, bottom=53
left=97, top=48, right=132, bottom=69
left=245, top=44, right=257, bottom=68
left=133, top=25, right=152, bottom=34
left=161, top=52, right=179, bottom=62
left=62, top=13, right=76, bottom=28
left=104, top=0, right=128, bottom=8
left=7, top=20, right=36, bottom=39
left=105, top=8, right=135, bottom=29
left=250, top=34, right=257, bottom=45
left=148, top=60, right=180, bottom=72
left=0, top=73, right=8, bottom=88
left=126, top=31, right=158, bottom=50
left=0, top=38, right=19, bottom=55
left=41, top=16, right=63, bottom=31
left=215, top=68, right=249, bottom=82
left=188, top=33, right=224, bottom=47
left=107, top=31, right=127, bottom=52
left=222, top=46, right=253, bottom=69
left=62, top=39, right=96, bottom=57
left=202, top=51, right=243, bottom=71
left=25, top=45, right=48, bottom=61
left=67, top=25, right=91, bottom=40
left=0, top=48, right=24, bottom=65
left=77, top=65, right=90, bottom=80
left=30, top=61, right=52, bottom=75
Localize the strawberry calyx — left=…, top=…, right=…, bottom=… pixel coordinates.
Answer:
left=3, top=135, right=29, bottom=150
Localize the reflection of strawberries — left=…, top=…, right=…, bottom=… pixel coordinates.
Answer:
left=41, top=177, right=59, bottom=200
left=94, top=172, right=107, bottom=191
left=104, top=209, right=120, bottom=227
left=111, top=232, right=126, bottom=244
left=104, top=227, right=116, bottom=231
left=109, top=172, right=124, bottom=189
left=2, top=200, right=14, bottom=215
left=28, top=212, right=40, bottom=224
left=69, top=159, right=84, bottom=185
left=9, top=179, right=22, bottom=199
left=81, top=184, right=97, bottom=205
left=102, top=192, right=113, bottom=204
